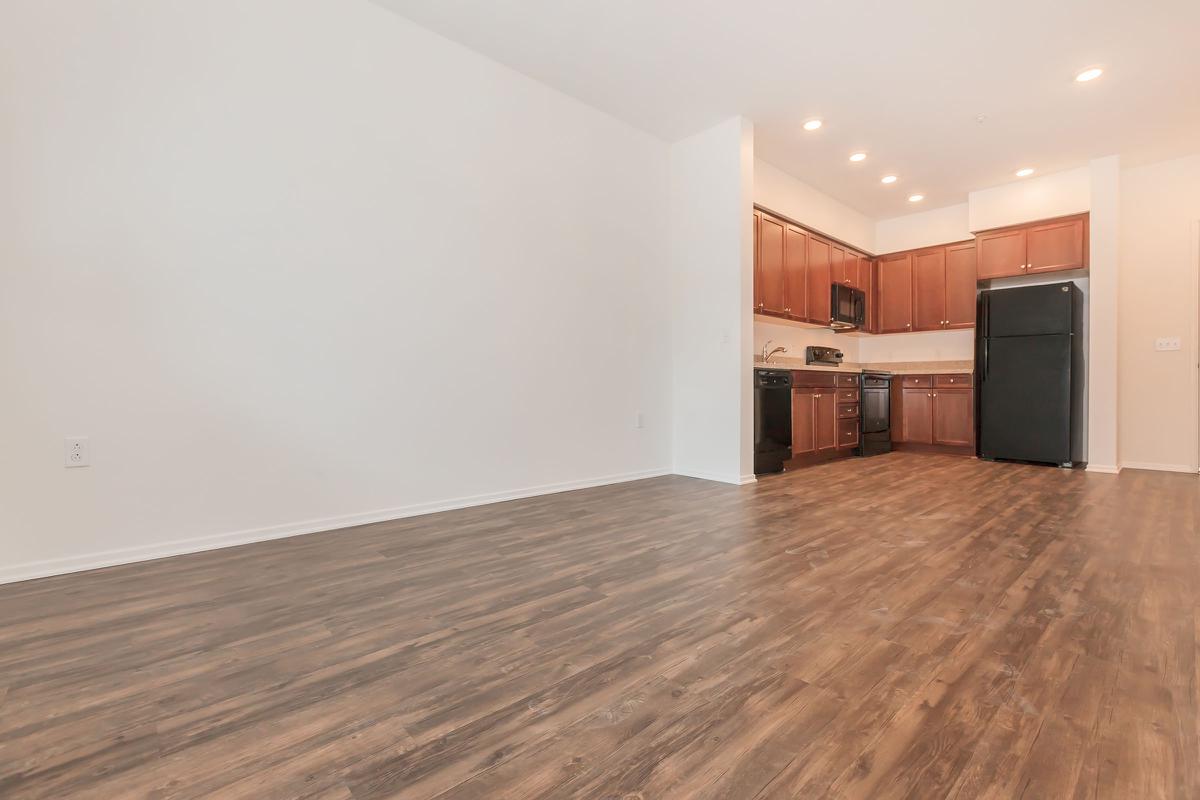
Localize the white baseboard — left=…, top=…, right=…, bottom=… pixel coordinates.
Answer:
left=1120, top=461, right=1199, bottom=474
left=0, top=467, right=671, bottom=586
left=672, top=468, right=754, bottom=485
left=1085, top=464, right=1122, bottom=474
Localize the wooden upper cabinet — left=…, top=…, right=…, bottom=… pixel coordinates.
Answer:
left=877, top=252, right=913, bottom=333
left=944, top=242, right=977, bottom=329
left=783, top=224, right=807, bottom=320
left=1027, top=215, right=1087, bottom=273
left=863, top=258, right=876, bottom=332
left=900, top=387, right=933, bottom=444
left=933, top=388, right=973, bottom=446
left=806, top=235, right=832, bottom=324
left=831, top=245, right=847, bottom=287
left=976, top=227, right=1027, bottom=279
left=755, top=213, right=787, bottom=315
left=975, top=213, right=1089, bottom=280
left=753, top=210, right=762, bottom=311
left=844, top=252, right=863, bottom=290
left=912, top=247, right=947, bottom=332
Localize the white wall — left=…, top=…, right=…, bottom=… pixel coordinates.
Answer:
left=754, top=159, right=875, bottom=252
left=1118, top=153, right=1200, bottom=472
left=0, top=0, right=675, bottom=582
left=670, top=117, right=756, bottom=484
left=875, top=203, right=971, bottom=254
left=1087, top=156, right=1120, bottom=472
left=968, top=166, right=1091, bottom=232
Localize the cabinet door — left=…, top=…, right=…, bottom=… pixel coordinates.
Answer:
left=815, top=391, right=838, bottom=453
left=944, top=242, right=977, bottom=329
left=806, top=236, right=832, bottom=324
left=863, top=258, right=876, bottom=332
left=831, top=245, right=846, bottom=287
left=877, top=252, right=913, bottom=333
left=843, top=252, right=862, bottom=290
left=976, top=228, right=1027, bottom=279
left=1027, top=216, right=1086, bottom=273
left=757, top=213, right=787, bottom=314
left=912, top=247, right=947, bottom=331
left=901, top=388, right=933, bottom=444
left=753, top=210, right=762, bottom=312
left=791, top=390, right=816, bottom=456
left=784, top=224, right=808, bottom=320
left=932, top=388, right=973, bottom=446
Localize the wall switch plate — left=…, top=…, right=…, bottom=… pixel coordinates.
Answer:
left=1154, top=337, right=1182, bottom=351
left=65, top=437, right=90, bottom=468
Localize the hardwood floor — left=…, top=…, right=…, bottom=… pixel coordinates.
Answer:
left=1, top=453, right=1197, bottom=799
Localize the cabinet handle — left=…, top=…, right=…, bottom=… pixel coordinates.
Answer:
left=784, top=307, right=791, bottom=313
left=928, top=393, right=932, bottom=397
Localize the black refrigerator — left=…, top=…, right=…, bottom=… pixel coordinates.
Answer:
left=976, top=282, right=1084, bottom=467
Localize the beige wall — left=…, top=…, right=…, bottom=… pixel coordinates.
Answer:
left=1118, top=154, right=1200, bottom=471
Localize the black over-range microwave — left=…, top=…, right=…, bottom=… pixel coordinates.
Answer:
left=830, top=284, right=866, bottom=330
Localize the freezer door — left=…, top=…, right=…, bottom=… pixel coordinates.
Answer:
left=984, top=283, right=1075, bottom=338
left=979, top=334, right=1072, bottom=463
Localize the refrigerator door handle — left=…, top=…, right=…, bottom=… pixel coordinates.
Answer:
left=982, top=338, right=988, bottom=380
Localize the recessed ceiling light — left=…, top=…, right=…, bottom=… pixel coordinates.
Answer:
left=908, top=194, right=924, bottom=203
left=1075, top=67, right=1103, bottom=82
left=849, top=152, right=867, bottom=162
left=803, top=119, right=823, bottom=131
left=881, top=175, right=897, bottom=184
left=1015, top=167, right=1035, bottom=177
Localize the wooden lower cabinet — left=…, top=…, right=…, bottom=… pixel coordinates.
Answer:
left=932, top=388, right=973, bottom=446
left=901, top=388, right=934, bottom=444
left=791, top=388, right=816, bottom=456
left=792, top=388, right=838, bottom=456
left=789, top=371, right=860, bottom=466
left=894, top=374, right=974, bottom=451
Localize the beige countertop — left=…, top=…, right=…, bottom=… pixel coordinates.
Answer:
left=754, top=357, right=973, bottom=375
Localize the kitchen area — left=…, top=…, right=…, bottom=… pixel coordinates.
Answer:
left=752, top=204, right=1088, bottom=476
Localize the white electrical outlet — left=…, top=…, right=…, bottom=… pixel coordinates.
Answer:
left=1154, top=337, right=1182, bottom=351
left=65, top=437, right=90, bottom=468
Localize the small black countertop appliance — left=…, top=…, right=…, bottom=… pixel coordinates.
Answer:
left=805, top=345, right=843, bottom=366
left=753, top=369, right=792, bottom=474
left=977, top=282, right=1084, bottom=467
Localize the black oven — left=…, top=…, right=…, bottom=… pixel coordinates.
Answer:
left=860, top=371, right=892, bottom=456
left=830, top=284, right=866, bottom=330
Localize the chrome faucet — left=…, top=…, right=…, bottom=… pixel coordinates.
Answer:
left=761, top=340, right=787, bottom=363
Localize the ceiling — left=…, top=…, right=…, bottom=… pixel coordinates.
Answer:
left=373, top=0, right=1200, bottom=219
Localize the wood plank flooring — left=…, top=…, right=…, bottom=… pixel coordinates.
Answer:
left=0, top=453, right=1197, bottom=799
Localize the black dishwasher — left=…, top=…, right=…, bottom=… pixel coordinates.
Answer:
left=860, top=371, right=892, bottom=456
left=754, top=369, right=792, bottom=474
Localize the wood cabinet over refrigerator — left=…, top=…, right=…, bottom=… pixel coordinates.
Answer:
left=976, top=213, right=1088, bottom=279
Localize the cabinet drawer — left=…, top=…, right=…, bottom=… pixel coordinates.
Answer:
left=836, top=388, right=859, bottom=404
left=791, top=371, right=838, bottom=388
left=934, top=373, right=972, bottom=387
left=899, top=374, right=932, bottom=388
left=837, top=419, right=859, bottom=448
left=838, top=403, right=859, bottom=419
left=836, top=373, right=860, bottom=387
